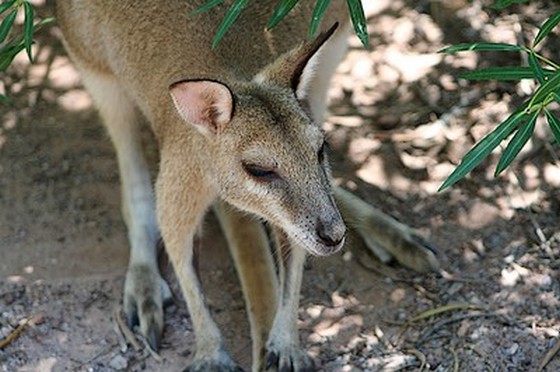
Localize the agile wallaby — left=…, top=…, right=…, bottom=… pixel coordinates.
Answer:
left=56, top=0, right=438, bottom=370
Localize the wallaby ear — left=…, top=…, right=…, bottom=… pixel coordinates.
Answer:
left=169, top=80, right=234, bottom=135
left=255, top=22, right=339, bottom=98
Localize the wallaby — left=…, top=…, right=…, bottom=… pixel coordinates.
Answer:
left=56, top=0, right=438, bottom=370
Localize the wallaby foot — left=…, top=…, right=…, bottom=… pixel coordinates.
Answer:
left=264, top=342, right=315, bottom=372
left=183, top=349, right=244, bottom=372
left=335, top=187, right=439, bottom=273
left=123, top=264, right=171, bottom=350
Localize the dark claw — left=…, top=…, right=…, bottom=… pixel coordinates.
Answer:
left=147, top=324, right=161, bottom=352
left=279, top=362, right=294, bottom=372
left=412, top=233, right=439, bottom=255
left=266, top=351, right=279, bottom=369
left=183, top=363, right=245, bottom=372
left=126, top=308, right=139, bottom=329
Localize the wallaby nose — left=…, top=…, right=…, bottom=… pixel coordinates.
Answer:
left=316, top=218, right=346, bottom=251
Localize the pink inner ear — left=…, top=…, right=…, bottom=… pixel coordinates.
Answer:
left=170, top=80, right=233, bottom=134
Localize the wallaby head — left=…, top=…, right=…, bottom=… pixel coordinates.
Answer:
left=169, top=24, right=346, bottom=256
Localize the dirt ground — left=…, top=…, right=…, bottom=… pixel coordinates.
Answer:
left=1, top=0, right=559, bottom=371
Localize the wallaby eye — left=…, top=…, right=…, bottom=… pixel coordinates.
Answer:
left=242, top=163, right=279, bottom=181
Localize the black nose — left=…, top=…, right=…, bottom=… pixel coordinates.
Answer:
left=316, top=220, right=346, bottom=247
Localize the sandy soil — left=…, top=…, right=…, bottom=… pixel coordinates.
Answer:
left=1, top=0, right=559, bottom=371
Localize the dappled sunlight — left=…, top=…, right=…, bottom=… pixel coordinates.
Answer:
left=56, top=89, right=92, bottom=112
left=1, top=0, right=559, bottom=370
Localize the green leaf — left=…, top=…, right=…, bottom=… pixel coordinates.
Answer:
left=439, top=42, right=524, bottom=54
left=529, top=70, right=560, bottom=107
left=528, top=51, right=546, bottom=84
left=267, top=0, right=299, bottom=30
left=439, top=105, right=528, bottom=191
left=533, top=12, right=560, bottom=48
left=0, top=93, right=10, bottom=104
left=459, top=66, right=556, bottom=81
left=492, top=0, right=530, bottom=10
left=309, top=0, right=331, bottom=38
left=0, top=8, right=17, bottom=44
left=346, top=0, right=368, bottom=48
left=545, top=109, right=560, bottom=144
left=495, top=110, right=538, bottom=175
left=211, top=0, right=248, bottom=49
left=0, top=0, right=16, bottom=16
left=0, top=42, right=25, bottom=71
left=192, top=0, right=225, bottom=15
left=23, top=1, right=34, bottom=62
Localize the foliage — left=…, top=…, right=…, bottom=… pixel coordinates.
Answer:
left=0, top=0, right=53, bottom=102
left=438, top=10, right=560, bottom=190
left=195, top=0, right=369, bottom=49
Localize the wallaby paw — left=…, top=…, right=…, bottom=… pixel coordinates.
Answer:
left=183, top=352, right=244, bottom=372
left=264, top=344, right=315, bottom=372
left=360, top=226, right=439, bottom=274
left=392, top=229, right=439, bottom=273
left=123, top=264, right=166, bottom=351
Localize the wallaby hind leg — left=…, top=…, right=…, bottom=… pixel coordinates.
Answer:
left=213, top=203, right=279, bottom=372
left=334, top=187, right=439, bottom=273
left=79, top=70, right=170, bottom=350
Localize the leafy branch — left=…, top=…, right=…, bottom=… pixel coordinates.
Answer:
left=195, top=0, right=369, bottom=49
left=438, top=11, right=560, bottom=191
left=0, top=0, right=53, bottom=103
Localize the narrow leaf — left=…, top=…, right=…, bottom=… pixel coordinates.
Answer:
left=545, top=109, right=560, bottom=145
left=439, top=105, right=528, bottom=191
left=0, top=0, right=16, bottom=16
left=0, top=43, right=25, bottom=71
left=267, top=0, right=299, bottom=30
left=495, top=110, right=538, bottom=175
left=34, top=16, right=55, bottom=31
left=528, top=51, right=546, bottom=84
left=492, top=0, right=530, bottom=10
left=0, top=9, right=17, bottom=44
left=0, top=93, right=10, bottom=104
left=191, top=0, right=225, bottom=15
left=459, top=66, right=555, bottom=81
left=23, top=1, right=34, bottom=62
left=309, top=0, right=331, bottom=37
left=439, top=42, right=524, bottom=54
left=211, top=0, right=248, bottom=49
left=529, top=70, right=560, bottom=107
left=346, top=0, right=368, bottom=48
left=534, top=12, right=560, bottom=48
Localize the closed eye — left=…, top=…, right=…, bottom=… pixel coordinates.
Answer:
left=242, top=163, right=280, bottom=181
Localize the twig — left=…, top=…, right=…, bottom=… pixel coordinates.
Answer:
left=539, top=337, right=560, bottom=371
left=112, top=314, right=128, bottom=353
left=416, top=311, right=509, bottom=344
left=407, top=348, right=426, bottom=371
left=113, top=306, right=142, bottom=352
left=440, top=269, right=488, bottom=283
left=449, top=347, right=459, bottom=372
left=72, top=345, right=114, bottom=371
left=409, top=303, right=482, bottom=323
left=0, top=317, right=30, bottom=349
left=140, top=335, right=163, bottom=362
